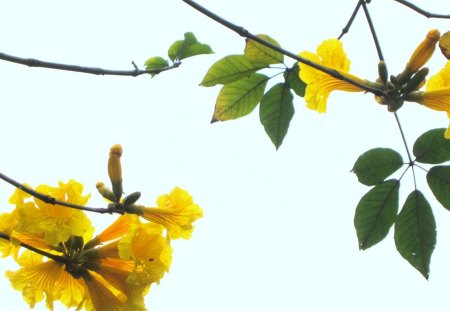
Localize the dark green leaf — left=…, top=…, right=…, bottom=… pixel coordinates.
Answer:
left=144, top=56, right=169, bottom=77
left=413, top=128, right=450, bottom=164
left=168, top=32, right=213, bottom=61
left=352, top=148, right=404, bottom=186
left=244, top=34, right=284, bottom=65
left=200, top=55, right=268, bottom=87
left=212, top=73, right=268, bottom=122
left=259, top=83, right=294, bottom=149
left=394, top=190, right=436, bottom=279
left=354, top=179, right=399, bottom=250
left=284, top=64, right=306, bottom=97
left=427, top=165, right=450, bottom=210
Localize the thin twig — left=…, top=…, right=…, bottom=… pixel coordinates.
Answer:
left=338, top=1, right=362, bottom=39
left=0, top=171, right=112, bottom=214
left=361, top=1, right=384, bottom=61
left=182, top=0, right=384, bottom=97
left=394, top=0, right=450, bottom=18
left=0, top=232, right=65, bottom=263
left=0, top=52, right=181, bottom=76
left=394, top=112, right=417, bottom=189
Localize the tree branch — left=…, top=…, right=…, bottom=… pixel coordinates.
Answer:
left=0, top=171, right=113, bottom=214
left=181, top=0, right=384, bottom=96
left=338, top=1, right=362, bottom=39
left=0, top=231, right=65, bottom=263
left=361, top=0, right=384, bottom=61
left=393, top=0, right=450, bottom=18
left=0, top=51, right=181, bottom=76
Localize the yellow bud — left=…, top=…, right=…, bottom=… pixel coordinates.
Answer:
left=96, top=182, right=116, bottom=202
left=439, top=31, right=450, bottom=59
left=108, top=144, right=123, bottom=200
left=406, top=29, right=440, bottom=74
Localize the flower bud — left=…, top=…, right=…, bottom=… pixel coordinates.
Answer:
left=401, top=29, right=440, bottom=81
left=108, top=144, right=123, bottom=200
left=403, top=67, right=429, bottom=93
left=378, top=61, right=388, bottom=84
left=122, top=191, right=141, bottom=206
left=96, top=182, right=116, bottom=202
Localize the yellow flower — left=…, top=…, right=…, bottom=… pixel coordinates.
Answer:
left=118, top=217, right=173, bottom=284
left=299, top=39, right=366, bottom=113
left=412, top=61, right=450, bottom=138
left=8, top=180, right=94, bottom=246
left=129, top=187, right=203, bottom=239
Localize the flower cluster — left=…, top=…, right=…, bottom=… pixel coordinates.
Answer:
left=299, top=29, right=450, bottom=138
left=0, top=145, right=203, bottom=311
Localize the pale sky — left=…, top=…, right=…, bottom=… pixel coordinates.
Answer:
left=0, top=1, right=450, bottom=310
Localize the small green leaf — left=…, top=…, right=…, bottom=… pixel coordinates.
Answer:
left=413, top=128, right=450, bottom=164
left=244, top=34, right=284, bottom=65
left=212, top=73, right=268, bottom=122
left=395, top=190, right=436, bottom=279
left=354, top=179, right=399, bottom=250
left=284, top=64, right=306, bottom=97
left=427, top=165, right=450, bottom=210
left=352, top=148, right=404, bottom=186
left=144, top=56, right=169, bottom=77
left=259, top=83, right=294, bottom=149
left=200, top=55, right=267, bottom=87
left=168, top=32, right=213, bottom=61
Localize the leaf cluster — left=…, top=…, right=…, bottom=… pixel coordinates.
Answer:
left=352, top=128, right=450, bottom=278
left=201, top=34, right=306, bottom=149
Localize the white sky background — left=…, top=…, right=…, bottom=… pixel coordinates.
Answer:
left=0, top=0, right=450, bottom=310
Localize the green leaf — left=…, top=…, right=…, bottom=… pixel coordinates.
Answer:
left=427, top=165, right=450, bottom=210
left=284, top=64, right=306, bottom=97
left=413, top=128, right=450, bottom=164
left=394, top=190, right=436, bottom=279
left=212, top=73, right=269, bottom=122
left=244, top=34, right=284, bottom=65
left=168, top=32, right=213, bottom=61
left=352, top=148, right=404, bottom=186
left=259, top=83, right=294, bottom=149
left=144, top=56, right=169, bottom=77
left=200, top=55, right=268, bottom=87
left=354, top=179, right=399, bottom=250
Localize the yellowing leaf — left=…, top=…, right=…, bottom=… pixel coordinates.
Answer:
left=439, top=31, right=450, bottom=59
left=244, top=34, right=284, bottom=65
left=212, top=73, right=268, bottom=122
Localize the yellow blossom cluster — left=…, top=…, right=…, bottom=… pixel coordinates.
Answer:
left=298, top=29, right=450, bottom=138
left=0, top=145, right=203, bottom=311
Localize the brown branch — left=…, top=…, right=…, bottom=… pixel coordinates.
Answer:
left=0, top=51, right=181, bottom=76
left=0, top=171, right=113, bottom=214
left=393, top=0, right=450, bottom=18
left=181, top=0, right=384, bottom=97
left=0, top=232, right=65, bottom=263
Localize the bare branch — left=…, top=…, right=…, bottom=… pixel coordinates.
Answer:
left=394, top=0, right=450, bottom=18
left=338, top=1, right=362, bottom=39
left=0, top=51, right=181, bottom=76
